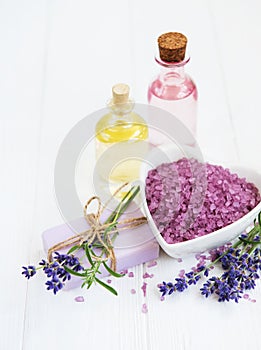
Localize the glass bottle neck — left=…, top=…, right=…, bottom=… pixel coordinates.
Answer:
left=107, top=99, right=135, bottom=120
left=155, top=56, right=190, bottom=85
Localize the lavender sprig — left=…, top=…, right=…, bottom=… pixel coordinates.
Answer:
left=158, top=212, right=261, bottom=303
left=22, top=185, right=140, bottom=296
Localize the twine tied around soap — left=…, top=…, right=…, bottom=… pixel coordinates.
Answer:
left=47, top=183, right=147, bottom=272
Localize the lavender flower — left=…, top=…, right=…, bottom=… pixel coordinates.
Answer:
left=159, top=270, right=201, bottom=297
left=21, top=251, right=85, bottom=294
left=46, top=275, right=64, bottom=295
left=21, top=185, right=141, bottom=297
left=22, top=265, right=36, bottom=279
left=158, top=218, right=261, bottom=303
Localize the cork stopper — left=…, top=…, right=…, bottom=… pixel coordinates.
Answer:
left=112, top=83, right=130, bottom=104
left=158, top=32, right=187, bottom=62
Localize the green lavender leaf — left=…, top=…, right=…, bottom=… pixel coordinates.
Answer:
left=102, top=261, right=125, bottom=278
left=67, top=245, right=80, bottom=255
left=258, top=212, right=261, bottom=231
left=84, top=244, right=94, bottom=267
left=64, top=266, right=86, bottom=277
left=239, top=237, right=259, bottom=244
left=104, top=186, right=140, bottom=224
left=95, top=277, right=118, bottom=296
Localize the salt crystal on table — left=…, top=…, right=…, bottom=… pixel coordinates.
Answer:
left=141, top=282, right=147, bottom=297
left=143, top=272, right=154, bottom=279
left=75, top=296, right=84, bottom=302
left=178, top=269, right=185, bottom=277
left=147, top=260, right=157, bottom=268
left=141, top=303, right=148, bottom=314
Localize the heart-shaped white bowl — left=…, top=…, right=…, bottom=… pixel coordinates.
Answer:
left=140, top=144, right=261, bottom=258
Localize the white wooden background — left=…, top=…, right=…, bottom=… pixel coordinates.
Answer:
left=1, top=1, right=261, bottom=349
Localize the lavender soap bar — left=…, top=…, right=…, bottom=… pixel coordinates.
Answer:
left=42, top=204, right=159, bottom=290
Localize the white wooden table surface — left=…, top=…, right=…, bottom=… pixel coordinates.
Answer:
left=1, top=1, right=261, bottom=349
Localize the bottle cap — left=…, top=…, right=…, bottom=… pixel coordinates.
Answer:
left=112, top=83, right=130, bottom=104
left=158, top=32, right=187, bottom=62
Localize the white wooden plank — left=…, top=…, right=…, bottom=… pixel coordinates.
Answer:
left=22, top=1, right=147, bottom=349
left=127, top=0, right=261, bottom=349
left=1, top=0, right=261, bottom=349
left=209, top=0, right=261, bottom=170
left=0, top=1, right=47, bottom=350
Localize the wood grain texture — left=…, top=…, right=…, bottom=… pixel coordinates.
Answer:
left=1, top=0, right=261, bottom=349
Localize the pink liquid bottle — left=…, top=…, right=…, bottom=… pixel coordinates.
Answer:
left=148, top=32, right=198, bottom=144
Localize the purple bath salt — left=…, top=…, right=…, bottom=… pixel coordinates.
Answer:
left=146, top=158, right=260, bottom=244
left=141, top=282, right=147, bottom=297
left=178, top=269, right=185, bottom=278
left=143, top=272, right=154, bottom=279
left=141, top=303, right=148, bottom=314
left=147, top=260, right=157, bottom=268
left=130, top=288, right=136, bottom=294
left=75, top=296, right=84, bottom=302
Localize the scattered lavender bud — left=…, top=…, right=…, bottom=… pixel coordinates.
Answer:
left=130, top=289, right=136, bottom=294
left=128, top=272, right=134, bottom=278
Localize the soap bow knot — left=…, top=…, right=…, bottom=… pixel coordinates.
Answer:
left=47, top=184, right=147, bottom=272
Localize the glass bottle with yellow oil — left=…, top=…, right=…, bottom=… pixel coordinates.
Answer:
left=95, top=83, right=148, bottom=184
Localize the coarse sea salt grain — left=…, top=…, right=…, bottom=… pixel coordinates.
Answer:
left=147, top=260, right=157, bottom=268
left=141, top=303, right=148, bottom=313
left=146, top=158, right=261, bottom=244
left=75, top=296, right=84, bottom=302
left=141, top=282, right=147, bottom=297
left=143, top=272, right=154, bottom=279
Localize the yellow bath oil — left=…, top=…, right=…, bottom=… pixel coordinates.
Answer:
left=95, top=84, right=148, bottom=183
